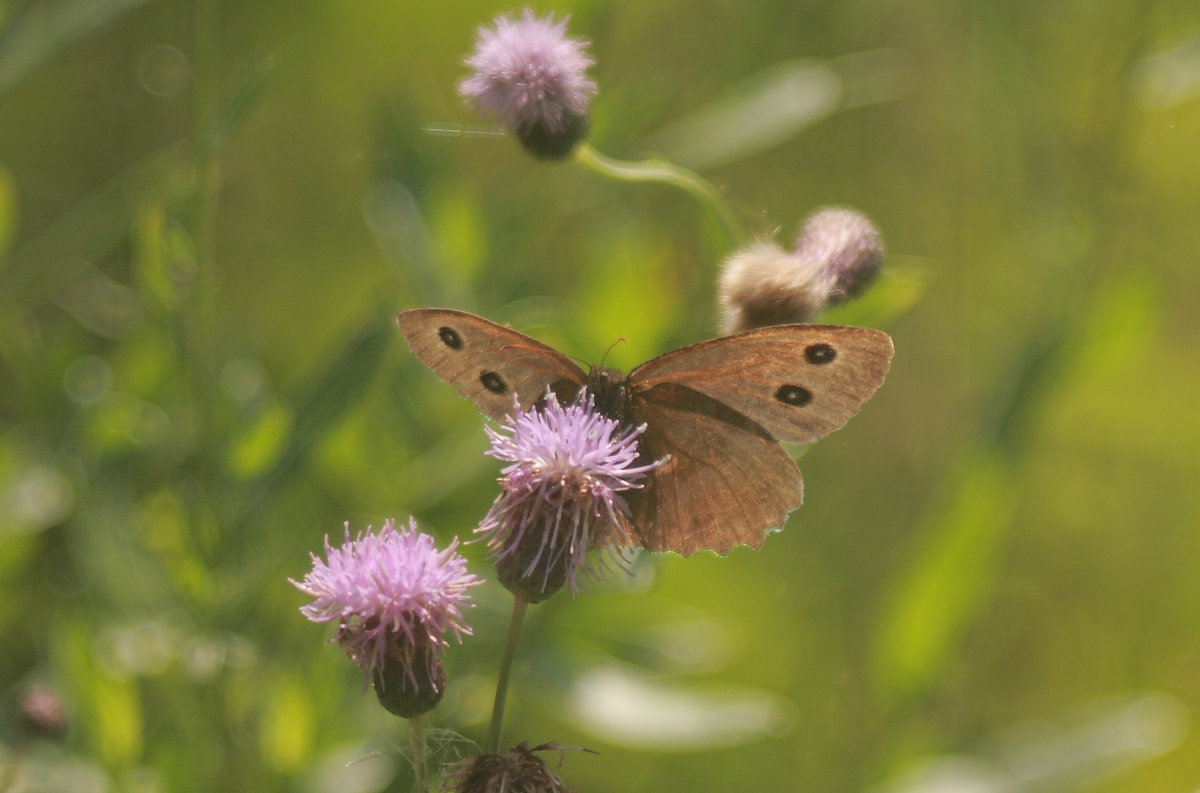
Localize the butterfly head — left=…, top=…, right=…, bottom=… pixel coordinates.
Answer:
left=586, top=366, right=631, bottom=424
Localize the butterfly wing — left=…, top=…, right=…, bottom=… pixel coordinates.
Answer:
left=397, top=308, right=588, bottom=421
left=628, top=324, right=893, bottom=444
left=625, top=324, right=891, bottom=554
left=627, top=383, right=804, bottom=556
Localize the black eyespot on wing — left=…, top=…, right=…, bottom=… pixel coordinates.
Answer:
left=438, top=326, right=464, bottom=350
left=775, top=384, right=812, bottom=406
left=805, top=343, right=836, bottom=365
left=480, top=371, right=507, bottom=394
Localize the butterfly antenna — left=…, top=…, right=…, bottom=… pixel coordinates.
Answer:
left=599, top=337, right=625, bottom=368
left=565, top=351, right=591, bottom=369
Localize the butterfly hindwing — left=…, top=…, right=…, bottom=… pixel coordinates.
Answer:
left=397, top=308, right=587, bottom=421
left=628, top=324, right=893, bottom=444
left=400, top=308, right=892, bottom=556
left=628, top=382, right=805, bottom=556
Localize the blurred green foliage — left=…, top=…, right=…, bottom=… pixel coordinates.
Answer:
left=2, top=1, right=1199, bottom=792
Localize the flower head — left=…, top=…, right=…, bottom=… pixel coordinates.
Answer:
left=17, top=684, right=68, bottom=742
left=447, top=742, right=582, bottom=793
left=793, top=206, right=884, bottom=306
left=719, top=206, right=884, bottom=334
left=291, top=518, right=481, bottom=717
left=459, top=9, right=596, bottom=159
left=477, top=390, right=656, bottom=603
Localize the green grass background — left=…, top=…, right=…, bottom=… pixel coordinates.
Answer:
left=1, top=0, right=1199, bottom=791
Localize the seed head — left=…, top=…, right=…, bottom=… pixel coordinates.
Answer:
left=446, top=742, right=583, bottom=793
left=719, top=207, right=884, bottom=334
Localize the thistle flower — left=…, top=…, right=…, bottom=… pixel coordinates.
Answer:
left=477, top=391, right=656, bottom=603
left=446, top=742, right=581, bottom=793
left=459, top=9, right=596, bottom=159
left=17, top=683, right=68, bottom=742
left=719, top=206, right=884, bottom=334
left=291, top=518, right=481, bottom=718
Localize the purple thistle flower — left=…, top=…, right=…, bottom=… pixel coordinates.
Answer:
left=477, top=390, right=657, bottom=603
left=291, top=518, right=481, bottom=717
left=718, top=206, right=884, bottom=333
left=459, top=8, right=596, bottom=159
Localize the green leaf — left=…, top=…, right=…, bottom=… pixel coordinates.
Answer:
left=0, top=0, right=154, bottom=96
left=0, top=161, right=14, bottom=257
left=872, top=453, right=1013, bottom=699
left=822, top=261, right=928, bottom=328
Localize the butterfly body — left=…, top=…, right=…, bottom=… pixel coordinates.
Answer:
left=583, top=366, right=633, bottom=424
left=398, top=307, right=892, bottom=556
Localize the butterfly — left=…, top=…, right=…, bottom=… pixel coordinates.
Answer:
left=398, top=308, right=893, bottom=556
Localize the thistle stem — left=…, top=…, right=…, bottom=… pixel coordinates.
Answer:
left=573, top=142, right=747, bottom=247
left=486, top=595, right=529, bottom=755
left=191, top=0, right=221, bottom=494
left=410, top=714, right=428, bottom=793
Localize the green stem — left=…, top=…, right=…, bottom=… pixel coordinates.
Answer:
left=485, top=596, right=529, bottom=755
left=410, top=714, right=428, bottom=793
left=573, top=143, right=747, bottom=248
left=190, top=0, right=221, bottom=500
left=192, top=0, right=220, bottom=346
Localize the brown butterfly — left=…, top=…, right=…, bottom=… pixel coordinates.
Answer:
left=398, top=308, right=893, bottom=556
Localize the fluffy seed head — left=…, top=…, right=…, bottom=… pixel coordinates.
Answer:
left=794, top=206, right=884, bottom=305
left=719, top=239, right=826, bottom=333
left=719, top=207, right=884, bottom=333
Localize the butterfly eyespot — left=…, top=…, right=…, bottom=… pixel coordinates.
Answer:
left=480, top=371, right=508, bottom=395
left=437, top=326, right=464, bottom=350
left=775, top=384, right=812, bottom=406
left=805, top=343, right=836, bottom=365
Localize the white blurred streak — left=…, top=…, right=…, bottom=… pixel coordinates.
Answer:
left=569, top=664, right=794, bottom=750
left=650, top=50, right=911, bottom=170
left=6, top=464, right=74, bottom=532
left=1135, top=28, right=1200, bottom=109
left=873, top=692, right=1188, bottom=793
left=652, top=59, right=842, bottom=170
left=0, top=745, right=111, bottom=793
left=833, top=48, right=915, bottom=110
left=99, top=622, right=260, bottom=682
left=304, top=743, right=395, bottom=793
left=362, top=180, right=430, bottom=264
left=50, top=259, right=140, bottom=339
left=635, top=617, right=732, bottom=675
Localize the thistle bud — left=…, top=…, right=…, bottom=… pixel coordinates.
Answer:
left=372, top=642, right=447, bottom=719
left=719, top=207, right=884, bottom=334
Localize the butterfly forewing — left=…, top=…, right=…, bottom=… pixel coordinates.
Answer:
left=400, top=308, right=893, bottom=557
left=628, top=324, right=894, bottom=444
left=628, top=383, right=805, bottom=556
left=397, top=308, right=587, bottom=421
